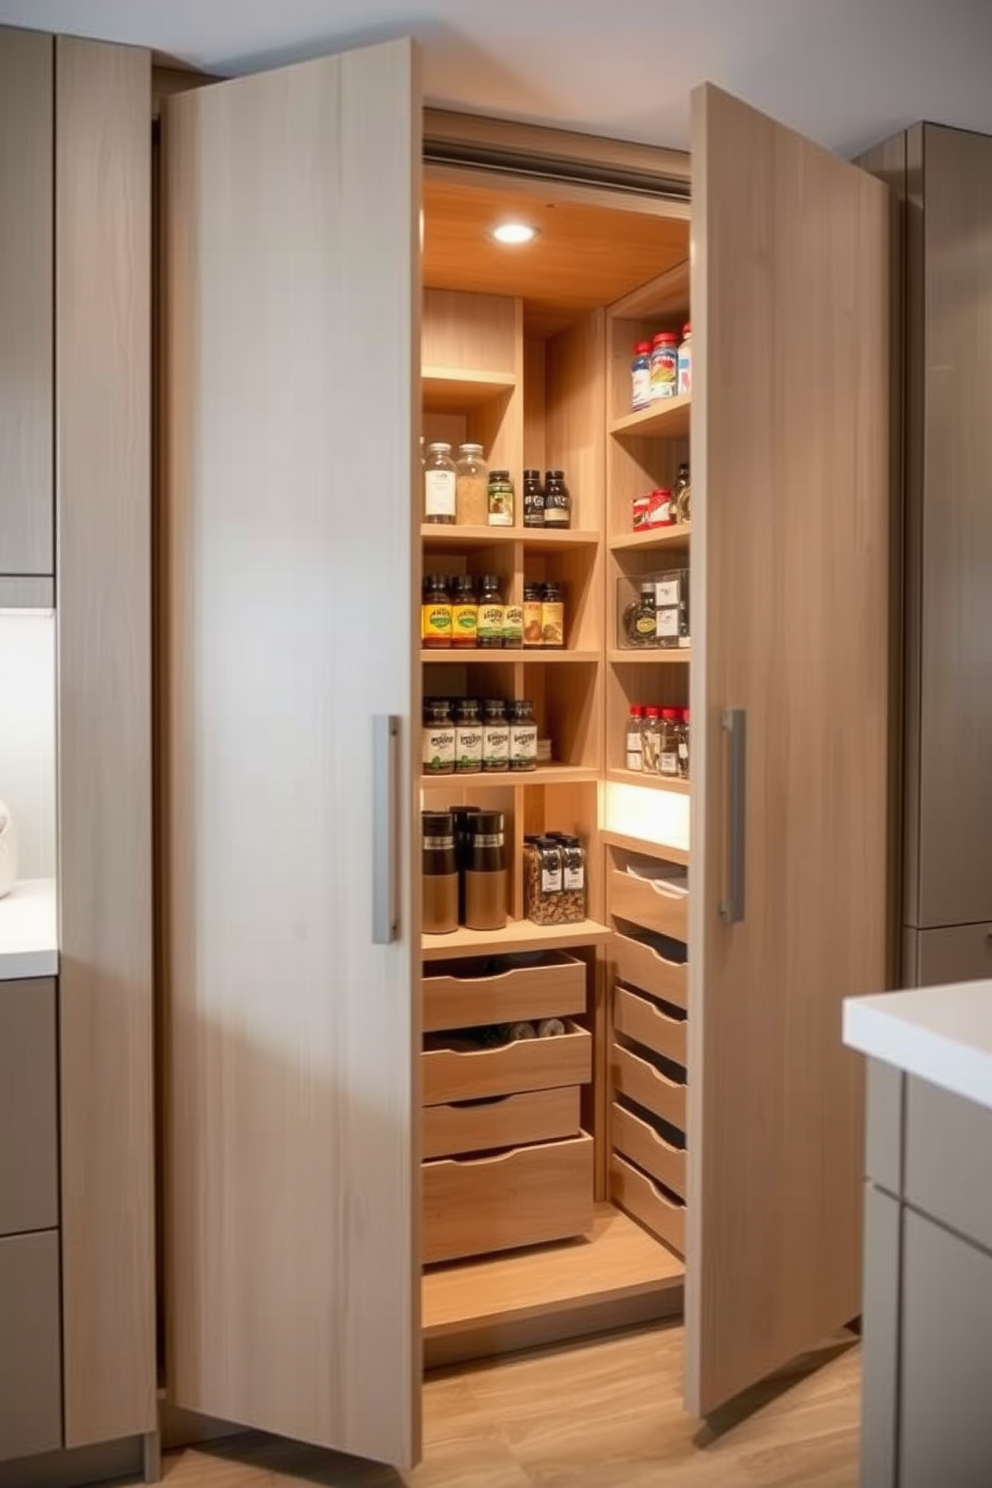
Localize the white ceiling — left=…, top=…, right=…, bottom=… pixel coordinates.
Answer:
left=2, top=0, right=991, bottom=156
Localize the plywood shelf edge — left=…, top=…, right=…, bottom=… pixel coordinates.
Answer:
left=610, top=395, right=691, bottom=440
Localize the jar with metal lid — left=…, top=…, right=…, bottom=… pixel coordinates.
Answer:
left=649, top=333, right=679, bottom=400
left=448, top=805, right=481, bottom=921
left=422, top=699, right=456, bottom=775
left=450, top=574, right=478, bottom=648
left=482, top=699, right=510, bottom=772
left=523, top=581, right=543, bottom=648
left=424, top=442, right=456, bottom=523
left=659, top=707, right=681, bottom=778
left=476, top=575, right=505, bottom=648
left=422, top=811, right=458, bottom=934
left=487, top=470, right=515, bottom=527
left=502, top=594, right=523, bottom=649
left=523, top=835, right=561, bottom=925
left=421, top=575, right=452, bottom=649
left=508, top=699, right=537, bottom=772
left=558, top=836, right=587, bottom=921
left=454, top=699, right=483, bottom=774
left=540, top=581, right=564, bottom=649
left=543, top=469, right=571, bottom=529
left=522, top=469, right=545, bottom=528
left=455, top=443, right=489, bottom=526
left=463, top=810, right=507, bottom=931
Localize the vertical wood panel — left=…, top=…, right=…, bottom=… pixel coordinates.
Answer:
left=0, top=26, right=53, bottom=579
left=56, top=36, right=156, bottom=1446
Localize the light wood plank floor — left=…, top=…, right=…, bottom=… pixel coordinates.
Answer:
left=155, top=1323, right=860, bottom=1488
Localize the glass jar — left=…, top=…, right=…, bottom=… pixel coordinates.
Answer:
left=450, top=574, right=478, bottom=649
left=631, top=340, right=652, bottom=410
left=482, top=699, right=510, bottom=772
left=660, top=708, right=681, bottom=778
left=677, top=324, right=692, bottom=396
left=543, top=469, right=571, bottom=529
left=422, top=811, right=458, bottom=935
left=679, top=707, right=690, bottom=780
left=623, top=582, right=658, bottom=648
left=424, top=442, right=456, bottom=524
left=641, top=707, right=663, bottom=774
left=626, top=705, right=644, bottom=771
left=540, top=581, right=564, bottom=649
left=487, top=470, right=515, bottom=527
left=421, top=574, right=452, bottom=649
left=674, top=462, right=692, bottom=524
left=522, top=469, right=545, bottom=528
left=455, top=443, right=489, bottom=526
left=455, top=699, right=483, bottom=774
left=523, top=836, right=560, bottom=925
left=508, top=699, right=538, bottom=772
left=649, top=332, right=679, bottom=400
left=476, top=575, right=504, bottom=648
left=523, top=581, right=543, bottom=648
left=422, top=700, right=455, bottom=775
left=559, top=836, right=587, bottom=921
left=464, top=810, right=507, bottom=931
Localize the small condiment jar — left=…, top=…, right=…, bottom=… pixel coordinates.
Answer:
left=649, top=332, right=679, bottom=400
left=646, top=489, right=674, bottom=527
left=476, top=575, right=505, bottom=648
left=455, top=443, right=489, bottom=526
left=454, top=699, right=483, bottom=774
left=422, top=810, right=458, bottom=934
left=502, top=595, right=524, bottom=649
left=660, top=707, right=681, bottom=777
left=421, top=575, right=452, bottom=649
left=631, top=340, right=652, bottom=410
left=450, top=574, right=478, bottom=648
left=677, top=324, right=692, bottom=396
left=487, top=470, right=515, bottom=527
left=422, top=700, right=456, bottom=775
left=482, top=699, right=510, bottom=772
left=508, top=699, right=538, bottom=772
left=543, top=470, right=571, bottom=528
left=540, top=581, right=564, bottom=648
left=523, top=581, right=543, bottom=648
left=522, top=469, right=545, bottom=528
left=463, top=810, right=507, bottom=931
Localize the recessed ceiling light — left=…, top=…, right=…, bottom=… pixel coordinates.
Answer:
left=489, top=222, right=539, bottom=246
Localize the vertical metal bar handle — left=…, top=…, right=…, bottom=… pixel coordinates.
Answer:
left=719, top=708, right=747, bottom=924
left=372, top=715, right=400, bottom=945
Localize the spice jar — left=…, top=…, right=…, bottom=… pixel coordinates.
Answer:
left=523, top=581, right=543, bottom=648
left=508, top=699, right=537, bottom=772
left=641, top=707, right=663, bottom=774
left=679, top=708, right=690, bottom=779
left=559, top=836, right=587, bottom=921
left=455, top=443, right=489, bottom=526
left=631, top=340, right=652, bottom=410
left=674, top=462, right=692, bottom=524
left=524, top=835, right=560, bottom=925
left=421, top=575, right=452, bottom=649
left=660, top=708, right=681, bottom=778
left=626, top=705, right=644, bottom=771
left=649, top=332, right=679, bottom=400
left=422, top=699, right=456, bottom=775
left=522, top=469, right=545, bottom=528
left=464, top=810, right=507, bottom=931
left=422, top=811, right=458, bottom=934
left=477, top=575, right=505, bottom=649
left=455, top=699, right=483, bottom=774
left=677, top=324, right=692, bottom=396
left=482, top=699, right=510, bottom=772
left=541, top=581, right=564, bottom=648
left=543, top=470, right=571, bottom=529
left=623, top=581, right=658, bottom=647
left=487, top=470, right=515, bottom=527
left=424, top=442, right=456, bottom=524
left=450, top=574, right=478, bottom=648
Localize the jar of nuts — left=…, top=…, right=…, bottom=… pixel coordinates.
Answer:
left=524, top=834, right=586, bottom=925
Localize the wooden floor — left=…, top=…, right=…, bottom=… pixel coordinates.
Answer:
left=154, top=1322, right=861, bottom=1487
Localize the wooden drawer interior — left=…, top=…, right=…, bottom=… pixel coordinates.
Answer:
left=423, top=1132, right=594, bottom=1264
left=610, top=868, right=688, bottom=942
left=423, top=951, right=587, bottom=1035
left=423, top=1020, right=591, bottom=1106
left=614, top=982, right=687, bottom=1070
left=612, top=1100, right=686, bottom=1201
left=423, top=1086, right=581, bottom=1159
left=611, top=1152, right=685, bottom=1258
left=612, top=931, right=687, bottom=1012
left=611, top=1040, right=686, bottom=1133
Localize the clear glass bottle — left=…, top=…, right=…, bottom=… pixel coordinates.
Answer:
left=641, top=706, right=663, bottom=774
left=674, top=462, right=692, bottom=525
left=455, top=443, right=489, bottom=526
left=625, top=705, right=644, bottom=771
left=660, top=707, right=681, bottom=778
left=424, top=442, right=456, bottom=524
left=623, top=582, right=658, bottom=648
left=679, top=707, right=690, bottom=780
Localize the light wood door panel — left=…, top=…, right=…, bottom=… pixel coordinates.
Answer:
left=685, top=84, right=892, bottom=1417
left=55, top=37, right=156, bottom=1448
left=0, top=26, right=53, bottom=580
left=162, top=40, right=420, bottom=1467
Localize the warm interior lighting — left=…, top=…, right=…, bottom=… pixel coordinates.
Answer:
left=602, top=781, right=690, bottom=855
left=489, top=222, right=538, bottom=245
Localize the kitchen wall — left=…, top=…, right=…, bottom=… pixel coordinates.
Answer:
left=0, top=612, right=56, bottom=879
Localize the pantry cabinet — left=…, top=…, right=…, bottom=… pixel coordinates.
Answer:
left=161, top=36, right=892, bottom=1471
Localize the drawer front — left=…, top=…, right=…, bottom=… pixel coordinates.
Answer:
left=0, top=979, right=58, bottom=1236
left=614, top=983, right=686, bottom=1069
left=610, top=870, right=688, bottom=942
left=611, top=1153, right=685, bottom=1258
left=423, top=1132, right=594, bottom=1263
left=0, top=1230, right=62, bottom=1461
left=904, top=1076, right=992, bottom=1251
left=423, top=952, right=586, bottom=1034
left=422, top=1086, right=581, bottom=1160
left=611, top=1041, right=686, bottom=1133
left=612, top=932, right=687, bottom=1011
left=915, top=923, right=992, bottom=986
left=423, top=1021, right=591, bottom=1106
left=612, top=1101, right=686, bottom=1200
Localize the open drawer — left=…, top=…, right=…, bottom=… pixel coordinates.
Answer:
left=612, top=931, right=687, bottom=1012
left=423, top=1132, right=594, bottom=1264
left=423, top=1086, right=581, bottom=1160
left=423, top=1020, right=591, bottom=1106
left=614, top=983, right=686, bottom=1070
left=611, top=1152, right=685, bottom=1258
left=422, top=952, right=586, bottom=1034
left=612, top=1101, right=686, bottom=1201
left=610, top=868, right=688, bottom=942
left=611, top=1040, right=686, bottom=1133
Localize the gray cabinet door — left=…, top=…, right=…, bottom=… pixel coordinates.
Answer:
left=860, top=1184, right=900, bottom=1488
left=0, top=1231, right=62, bottom=1461
left=0, top=979, right=58, bottom=1235
left=914, top=923, right=992, bottom=987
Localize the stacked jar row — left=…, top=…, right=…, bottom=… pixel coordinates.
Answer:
left=423, top=697, right=551, bottom=776
left=630, top=325, right=692, bottom=409
left=423, top=441, right=573, bottom=529
left=625, top=706, right=690, bottom=780
left=421, top=574, right=566, bottom=650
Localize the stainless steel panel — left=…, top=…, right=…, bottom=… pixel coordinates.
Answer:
left=0, top=980, right=58, bottom=1236
left=0, top=1231, right=62, bottom=1461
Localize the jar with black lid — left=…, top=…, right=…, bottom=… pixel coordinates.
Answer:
left=482, top=699, right=510, bottom=771
left=422, top=811, right=458, bottom=934
left=508, top=699, right=537, bottom=772
left=422, top=699, right=455, bottom=775
left=448, top=805, right=481, bottom=922
left=543, top=469, right=571, bottom=529
left=464, top=810, right=507, bottom=931
left=522, top=469, right=545, bottom=528
left=477, top=575, right=505, bottom=649
left=454, top=699, right=483, bottom=774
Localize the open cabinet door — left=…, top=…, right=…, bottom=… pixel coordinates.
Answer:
left=161, top=41, right=421, bottom=1466
left=685, top=84, right=892, bottom=1416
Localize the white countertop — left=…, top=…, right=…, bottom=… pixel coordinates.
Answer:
left=844, top=979, right=992, bottom=1113
left=0, top=878, right=58, bottom=979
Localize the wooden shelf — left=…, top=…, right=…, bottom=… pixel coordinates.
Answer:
left=421, top=764, right=600, bottom=789
left=422, top=1202, right=684, bottom=1369
left=603, top=830, right=690, bottom=866
left=610, top=394, right=691, bottom=441
left=422, top=916, right=611, bottom=962
left=611, top=523, right=692, bottom=553
left=607, top=769, right=691, bottom=796
left=420, top=524, right=599, bottom=551
left=421, top=366, right=516, bottom=411
left=424, top=649, right=601, bottom=665
left=609, top=648, right=692, bottom=666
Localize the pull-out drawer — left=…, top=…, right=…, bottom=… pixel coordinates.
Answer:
left=0, top=1230, right=62, bottom=1460
left=423, top=1132, right=594, bottom=1263
left=0, top=979, right=58, bottom=1236
left=423, top=1020, right=591, bottom=1106
left=612, top=1101, right=686, bottom=1201
left=423, top=952, right=586, bottom=1035
left=612, top=931, right=687, bottom=1012
left=610, top=869, right=688, bottom=942
left=614, top=983, right=686, bottom=1070
left=611, top=1153, right=685, bottom=1258
left=423, top=1086, right=581, bottom=1160
left=611, top=1041, right=686, bottom=1133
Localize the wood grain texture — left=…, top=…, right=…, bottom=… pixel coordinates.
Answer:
left=422, top=1086, right=580, bottom=1160
left=686, top=84, right=892, bottom=1417
left=0, top=26, right=53, bottom=578
left=162, top=40, right=420, bottom=1466
left=423, top=1022, right=591, bottom=1105
left=55, top=36, right=156, bottom=1448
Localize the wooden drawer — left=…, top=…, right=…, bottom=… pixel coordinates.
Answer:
left=0, top=979, right=58, bottom=1236
left=610, top=869, right=687, bottom=942
left=0, top=1230, right=62, bottom=1460
left=611, top=1153, right=685, bottom=1258
left=423, top=1020, right=591, bottom=1106
left=613, top=931, right=687, bottom=1011
left=612, top=1101, right=686, bottom=1200
left=423, top=1132, right=594, bottom=1263
left=422, top=952, right=586, bottom=1034
left=611, top=1041, right=686, bottom=1133
left=423, top=1086, right=581, bottom=1159
left=614, top=983, right=686, bottom=1069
